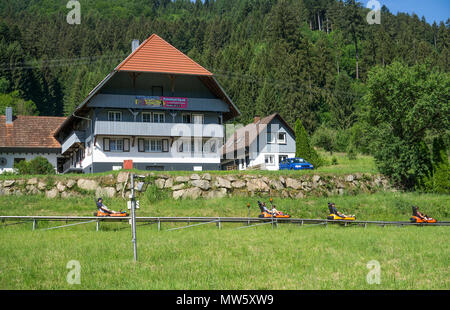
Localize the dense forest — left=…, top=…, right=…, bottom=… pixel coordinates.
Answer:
left=0, top=0, right=449, bottom=190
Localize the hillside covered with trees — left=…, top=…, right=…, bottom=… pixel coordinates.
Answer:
left=0, top=0, right=449, bottom=190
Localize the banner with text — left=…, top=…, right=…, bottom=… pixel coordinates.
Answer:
left=135, top=96, right=188, bottom=109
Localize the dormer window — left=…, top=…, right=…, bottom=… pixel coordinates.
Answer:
left=278, top=132, right=286, bottom=144
left=267, top=132, right=275, bottom=144
left=108, top=111, right=122, bottom=122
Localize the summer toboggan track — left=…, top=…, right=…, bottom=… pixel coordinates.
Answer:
left=1, top=215, right=449, bottom=231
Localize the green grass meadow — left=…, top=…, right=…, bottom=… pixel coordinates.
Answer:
left=1, top=224, right=448, bottom=290
left=0, top=154, right=448, bottom=290
left=0, top=191, right=449, bottom=290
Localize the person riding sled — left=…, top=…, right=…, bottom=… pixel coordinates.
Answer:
left=327, top=202, right=355, bottom=220
left=411, top=206, right=436, bottom=223
left=96, top=198, right=121, bottom=215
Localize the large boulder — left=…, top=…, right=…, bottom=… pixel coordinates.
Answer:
left=173, top=190, right=185, bottom=200
left=37, top=181, right=47, bottom=190
left=214, top=177, right=231, bottom=189
left=269, top=179, right=284, bottom=190
left=96, top=187, right=116, bottom=198
left=190, top=174, right=201, bottom=180
left=201, top=173, right=212, bottom=181
left=247, top=179, right=269, bottom=192
left=285, top=178, right=302, bottom=190
left=164, top=178, right=174, bottom=188
left=3, top=180, right=15, bottom=187
left=117, top=171, right=129, bottom=183
left=175, top=176, right=190, bottom=183
left=27, top=178, right=38, bottom=185
left=346, top=175, right=355, bottom=182
left=182, top=187, right=202, bottom=199
left=56, top=182, right=66, bottom=192
left=101, top=174, right=116, bottom=186
left=155, top=179, right=166, bottom=189
left=190, top=180, right=211, bottom=191
left=45, top=188, right=59, bottom=199
left=66, top=179, right=76, bottom=189
left=171, top=183, right=185, bottom=191
left=77, top=179, right=99, bottom=191
left=231, top=180, right=246, bottom=189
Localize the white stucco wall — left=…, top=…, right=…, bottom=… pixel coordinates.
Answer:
left=247, top=152, right=295, bottom=171
left=0, top=152, right=58, bottom=174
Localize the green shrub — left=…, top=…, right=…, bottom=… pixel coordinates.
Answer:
left=13, top=157, right=55, bottom=175
left=145, top=184, right=168, bottom=201
left=419, top=137, right=450, bottom=194
left=311, top=126, right=336, bottom=154
left=295, top=119, right=325, bottom=168
left=331, top=156, right=338, bottom=165
left=347, top=145, right=357, bottom=160
left=335, top=129, right=351, bottom=152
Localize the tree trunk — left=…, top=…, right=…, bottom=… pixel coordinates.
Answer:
left=317, top=12, right=321, bottom=31
left=354, top=38, right=359, bottom=80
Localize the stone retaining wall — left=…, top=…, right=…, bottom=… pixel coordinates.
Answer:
left=0, top=171, right=392, bottom=200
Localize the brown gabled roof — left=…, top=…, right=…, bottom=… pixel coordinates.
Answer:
left=221, top=113, right=294, bottom=156
left=116, top=34, right=213, bottom=76
left=0, top=115, right=66, bottom=149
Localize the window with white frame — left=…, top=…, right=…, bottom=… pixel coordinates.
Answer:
left=203, top=140, right=217, bottom=154
left=108, top=111, right=122, bottom=122
left=279, top=155, right=288, bottom=163
left=192, top=114, right=204, bottom=124
left=153, top=112, right=165, bottom=123
left=265, top=155, right=275, bottom=165
left=278, top=132, right=286, bottom=144
left=103, top=138, right=129, bottom=152
left=267, top=132, right=275, bottom=144
left=110, top=139, right=123, bottom=152
left=138, top=138, right=168, bottom=152
left=182, top=114, right=192, bottom=124
left=142, top=112, right=152, bottom=123
left=177, top=139, right=190, bottom=153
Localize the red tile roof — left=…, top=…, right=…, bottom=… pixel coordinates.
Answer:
left=116, top=34, right=213, bottom=76
left=0, top=115, right=66, bottom=149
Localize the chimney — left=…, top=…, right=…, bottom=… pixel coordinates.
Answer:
left=132, top=39, right=140, bottom=52
left=253, top=116, right=260, bottom=123
left=5, top=107, right=12, bottom=124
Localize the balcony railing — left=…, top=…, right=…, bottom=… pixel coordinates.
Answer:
left=94, top=121, right=224, bottom=138
left=61, top=131, right=85, bottom=154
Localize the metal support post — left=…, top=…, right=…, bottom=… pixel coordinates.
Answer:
left=131, top=174, right=137, bottom=262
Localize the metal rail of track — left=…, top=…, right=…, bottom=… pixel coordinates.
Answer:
left=1, top=215, right=449, bottom=227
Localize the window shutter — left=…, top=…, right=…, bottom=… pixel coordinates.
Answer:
left=138, top=139, right=144, bottom=152
left=123, top=139, right=130, bottom=152
left=104, top=138, right=110, bottom=152
left=162, top=139, right=169, bottom=152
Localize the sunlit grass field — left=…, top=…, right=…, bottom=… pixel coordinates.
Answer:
left=0, top=224, right=448, bottom=290
left=0, top=190, right=449, bottom=290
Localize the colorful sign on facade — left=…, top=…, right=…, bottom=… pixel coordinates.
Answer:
left=135, top=96, right=188, bottom=109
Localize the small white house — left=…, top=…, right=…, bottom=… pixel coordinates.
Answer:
left=221, top=113, right=296, bottom=170
left=0, top=107, right=66, bottom=173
